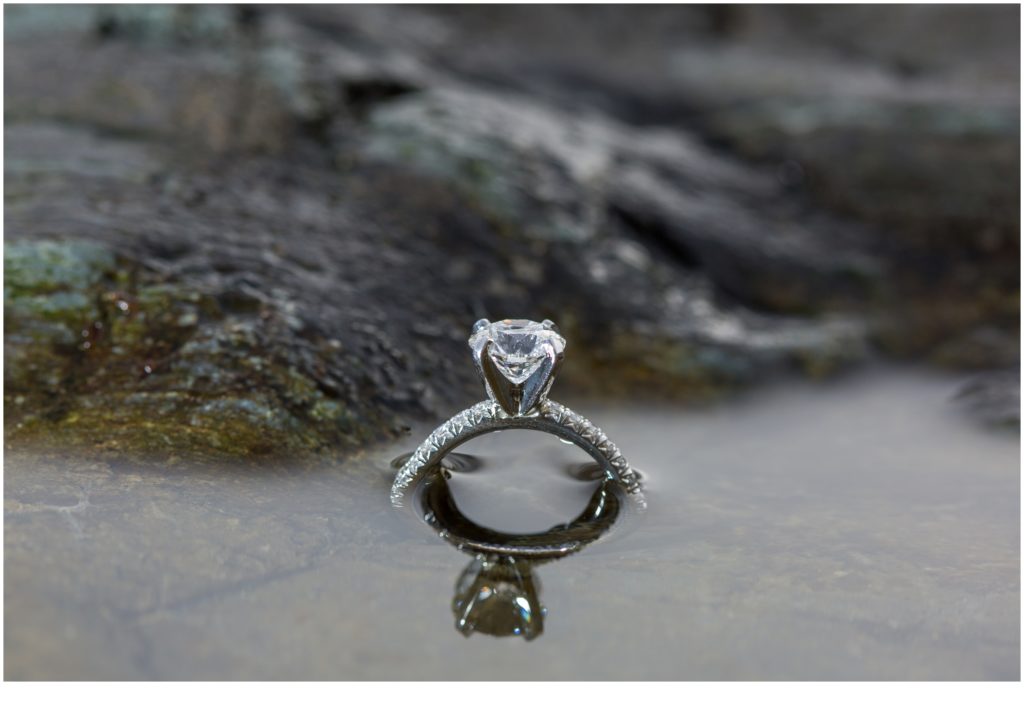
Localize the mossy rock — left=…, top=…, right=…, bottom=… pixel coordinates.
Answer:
left=4, top=240, right=393, bottom=460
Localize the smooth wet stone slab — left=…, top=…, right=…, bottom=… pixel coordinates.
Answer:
left=4, top=369, right=1019, bottom=679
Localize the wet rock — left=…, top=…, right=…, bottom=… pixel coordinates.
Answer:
left=362, top=88, right=613, bottom=244
left=3, top=238, right=390, bottom=458
left=952, top=371, right=1020, bottom=428
left=362, top=87, right=880, bottom=313
left=3, top=131, right=866, bottom=458
left=407, top=4, right=1019, bottom=361
left=3, top=5, right=1014, bottom=459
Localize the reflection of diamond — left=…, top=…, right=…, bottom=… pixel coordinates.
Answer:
left=452, top=557, right=545, bottom=640
left=469, top=319, right=565, bottom=385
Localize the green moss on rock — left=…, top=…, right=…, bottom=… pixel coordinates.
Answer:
left=5, top=240, right=396, bottom=460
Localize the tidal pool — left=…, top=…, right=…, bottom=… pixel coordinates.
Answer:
left=4, top=368, right=1019, bottom=679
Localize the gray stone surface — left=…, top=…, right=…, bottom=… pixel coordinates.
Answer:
left=5, top=371, right=1019, bottom=679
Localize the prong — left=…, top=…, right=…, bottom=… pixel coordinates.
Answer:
left=472, top=318, right=490, bottom=334
left=541, top=319, right=559, bottom=333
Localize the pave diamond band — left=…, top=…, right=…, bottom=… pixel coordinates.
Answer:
left=391, top=318, right=642, bottom=508
left=390, top=399, right=643, bottom=506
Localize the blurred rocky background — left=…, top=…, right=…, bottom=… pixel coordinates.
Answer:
left=4, top=4, right=1019, bottom=460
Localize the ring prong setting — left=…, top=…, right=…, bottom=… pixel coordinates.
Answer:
left=468, top=319, right=566, bottom=416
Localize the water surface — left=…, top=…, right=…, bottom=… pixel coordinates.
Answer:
left=4, top=368, right=1019, bottom=679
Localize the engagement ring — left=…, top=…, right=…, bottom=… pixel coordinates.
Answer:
left=391, top=319, right=643, bottom=506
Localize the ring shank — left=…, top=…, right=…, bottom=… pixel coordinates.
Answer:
left=390, top=399, right=643, bottom=506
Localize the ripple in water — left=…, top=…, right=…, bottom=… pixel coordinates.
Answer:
left=390, top=451, right=483, bottom=473
left=565, top=461, right=606, bottom=482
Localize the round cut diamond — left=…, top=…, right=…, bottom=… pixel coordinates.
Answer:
left=469, top=319, right=565, bottom=385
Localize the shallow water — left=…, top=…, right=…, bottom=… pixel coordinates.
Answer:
left=4, top=368, right=1019, bottom=679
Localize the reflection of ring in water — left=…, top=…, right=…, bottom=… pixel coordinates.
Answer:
left=452, top=557, right=544, bottom=640
left=389, top=451, right=482, bottom=475
left=417, top=468, right=621, bottom=558
left=411, top=468, right=636, bottom=640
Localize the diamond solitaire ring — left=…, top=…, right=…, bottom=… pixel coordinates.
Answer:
left=391, top=319, right=643, bottom=506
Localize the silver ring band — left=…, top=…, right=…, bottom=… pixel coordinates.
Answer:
left=390, top=398, right=644, bottom=507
